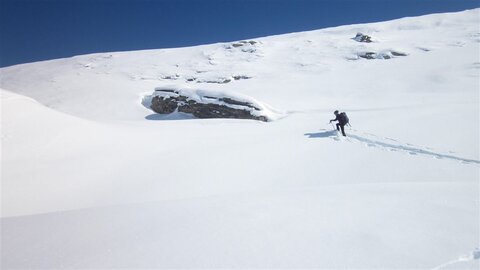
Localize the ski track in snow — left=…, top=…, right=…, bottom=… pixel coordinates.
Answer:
left=305, top=129, right=480, bottom=165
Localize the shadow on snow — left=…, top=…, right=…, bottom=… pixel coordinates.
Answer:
left=304, top=130, right=338, bottom=138
left=145, top=112, right=196, bottom=121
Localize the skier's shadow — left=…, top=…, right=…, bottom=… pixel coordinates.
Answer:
left=304, top=130, right=338, bottom=138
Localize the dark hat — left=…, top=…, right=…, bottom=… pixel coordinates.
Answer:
left=334, top=110, right=339, bottom=114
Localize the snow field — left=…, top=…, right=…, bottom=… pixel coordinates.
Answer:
left=1, top=9, right=479, bottom=269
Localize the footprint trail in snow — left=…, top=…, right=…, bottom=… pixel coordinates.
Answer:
left=305, top=129, right=480, bottom=165
left=431, top=247, right=480, bottom=270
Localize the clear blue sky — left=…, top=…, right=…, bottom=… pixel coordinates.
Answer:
left=0, top=0, right=478, bottom=67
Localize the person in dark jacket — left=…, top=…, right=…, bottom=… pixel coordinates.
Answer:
left=329, top=110, right=347, bottom=136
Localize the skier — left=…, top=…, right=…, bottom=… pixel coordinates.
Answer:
left=329, top=110, right=349, bottom=136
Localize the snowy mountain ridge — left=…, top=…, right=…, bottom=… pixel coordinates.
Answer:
left=1, top=9, right=479, bottom=269
left=1, top=9, right=479, bottom=121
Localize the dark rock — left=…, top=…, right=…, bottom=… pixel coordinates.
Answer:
left=354, top=33, right=373, bottom=43
left=202, top=78, right=232, bottom=84
left=233, top=75, right=251, bottom=80
left=162, top=74, right=180, bottom=80
left=380, top=53, right=391, bottom=59
left=151, top=96, right=178, bottom=114
left=418, top=47, right=431, bottom=52
left=220, top=97, right=260, bottom=110
left=357, top=50, right=408, bottom=60
left=230, top=40, right=258, bottom=49
left=241, top=48, right=256, bottom=53
left=358, top=52, right=377, bottom=59
left=179, top=103, right=267, bottom=121
left=155, top=89, right=175, bottom=93
left=150, top=90, right=269, bottom=122
left=391, top=51, right=408, bottom=56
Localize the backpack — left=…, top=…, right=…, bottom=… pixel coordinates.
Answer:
left=340, top=112, right=349, bottom=124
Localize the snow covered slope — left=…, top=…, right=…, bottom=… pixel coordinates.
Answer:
left=1, top=9, right=479, bottom=269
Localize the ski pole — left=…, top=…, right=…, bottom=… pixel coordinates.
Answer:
left=330, top=122, right=336, bottom=130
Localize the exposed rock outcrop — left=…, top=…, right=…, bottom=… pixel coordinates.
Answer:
left=230, top=40, right=258, bottom=48
left=160, top=74, right=252, bottom=84
left=357, top=50, right=408, bottom=60
left=354, top=33, right=373, bottom=43
left=149, top=88, right=275, bottom=122
left=358, top=52, right=377, bottom=59
left=226, top=40, right=259, bottom=53
left=391, top=51, right=408, bottom=56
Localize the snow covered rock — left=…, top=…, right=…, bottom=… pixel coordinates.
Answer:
left=149, top=87, right=277, bottom=121
left=391, top=50, right=408, bottom=56
left=358, top=52, right=378, bottom=59
left=354, top=32, right=373, bottom=43
left=230, top=40, right=258, bottom=48
left=357, top=50, right=408, bottom=60
left=226, top=40, right=259, bottom=53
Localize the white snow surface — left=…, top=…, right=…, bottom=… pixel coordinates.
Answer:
left=1, top=9, right=479, bottom=269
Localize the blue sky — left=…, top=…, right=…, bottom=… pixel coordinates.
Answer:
left=0, top=0, right=478, bottom=67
